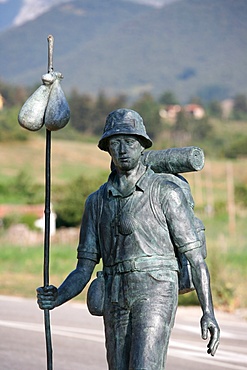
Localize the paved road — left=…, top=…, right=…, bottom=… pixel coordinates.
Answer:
left=0, top=295, right=246, bottom=370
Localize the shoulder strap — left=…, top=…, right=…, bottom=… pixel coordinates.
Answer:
left=149, top=175, right=170, bottom=229
left=97, top=183, right=107, bottom=250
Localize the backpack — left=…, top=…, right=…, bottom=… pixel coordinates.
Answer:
left=149, top=174, right=206, bottom=294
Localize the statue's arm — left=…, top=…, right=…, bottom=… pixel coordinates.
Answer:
left=163, top=183, right=220, bottom=355
left=37, top=191, right=101, bottom=310
left=37, top=258, right=96, bottom=310
left=184, top=248, right=220, bottom=356
left=56, top=257, right=96, bottom=306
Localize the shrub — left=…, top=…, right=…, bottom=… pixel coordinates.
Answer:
left=235, top=183, right=247, bottom=207
left=2, top=213, right=38, bottom=230
left=224, top=136, right=247, bottom=158
left=54, top=173, right=107, bottom=227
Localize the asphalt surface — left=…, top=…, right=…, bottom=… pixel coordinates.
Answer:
left=0, top=295, right=246, bottom=370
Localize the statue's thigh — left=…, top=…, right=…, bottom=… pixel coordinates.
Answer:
left=129, top=278, right=178, bottom=370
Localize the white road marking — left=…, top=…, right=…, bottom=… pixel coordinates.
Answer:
left=0, top=320, right=104, bottom=343
left=168, top=348, right=247, bottom=370
left=0, top=317, right=246, bottom=369
left=175, top=323, right=247, bottom=340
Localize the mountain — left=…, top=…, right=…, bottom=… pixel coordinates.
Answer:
left=0, top=0, right=176, bottom=31
left=0, top=0, right=246, bottom=102
left=0, top=0, right=22, bottom=31
left=0, top=0, right=73, bottom=31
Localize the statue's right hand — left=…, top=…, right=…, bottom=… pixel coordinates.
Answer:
left=36, top=285, right=58, bottom=310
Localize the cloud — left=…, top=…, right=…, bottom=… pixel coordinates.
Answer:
left=131, top=0, right=180, bottom=8
left=13, top=0, right=73, bottom=27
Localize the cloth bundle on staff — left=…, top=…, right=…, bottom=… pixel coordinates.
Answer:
left=18, top=55, right=70, bottom=130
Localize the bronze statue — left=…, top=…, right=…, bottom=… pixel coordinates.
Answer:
left=37, top=108, right=220, bottom=369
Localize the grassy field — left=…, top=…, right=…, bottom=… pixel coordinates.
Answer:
left=1, top=137, right=247, bottom=309
left=0, top=136, right=111, bottom=184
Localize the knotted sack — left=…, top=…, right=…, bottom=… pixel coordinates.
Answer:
left=44, top=75, right=70, bottom=131
left=18, top=72, right=70, bottom=131
left=18, top=73, right=55, bottom=131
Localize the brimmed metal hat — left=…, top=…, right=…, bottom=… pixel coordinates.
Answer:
left=98, top=108, right=152, bottom=151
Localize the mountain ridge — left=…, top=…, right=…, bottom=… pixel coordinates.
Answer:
left=0, top=0, right=246, bottom=102
left=0, top=0, right=176, bottom=31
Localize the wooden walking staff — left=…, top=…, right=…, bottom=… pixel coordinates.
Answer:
left=43, top=34, right=54, bottom=370
left=18, top=35, right=70, bottom=370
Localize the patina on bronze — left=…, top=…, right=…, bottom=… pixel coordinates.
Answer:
left=19, top=35, right=70, bottom=370
left=37, top=108, right=220, bottom=369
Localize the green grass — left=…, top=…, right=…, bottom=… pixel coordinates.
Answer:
left=0, top=242, right=102, bottom=301
left=1, top=222, right=247, bottom=309
left=0, top=137, right=110, bottom=186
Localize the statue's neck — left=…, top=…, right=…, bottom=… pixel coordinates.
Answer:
left=114, top=162, right=146, bottom=197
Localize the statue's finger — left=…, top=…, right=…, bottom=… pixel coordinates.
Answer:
left=201, top=322, right=208, bottom=340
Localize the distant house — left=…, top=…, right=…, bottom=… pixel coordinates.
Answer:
left=184, top=104, right=205, bottom=119
left=160, top=103, right=205, bottom=122
left=159, top=105, right=182, bottom=122
left=0, top=94, right=4, bottom=110
left=220, top=99, right=234, bottom=119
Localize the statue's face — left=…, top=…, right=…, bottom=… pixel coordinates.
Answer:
left=108, top=135, right=144, bottom=172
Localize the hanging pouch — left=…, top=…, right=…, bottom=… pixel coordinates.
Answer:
left=18, top=84, right=51, bottom=131
left=87, top=271, right=105, bottom=316
left=18, top=72, right=56, bottom=131
left=44, top=75, right=70, bottom=131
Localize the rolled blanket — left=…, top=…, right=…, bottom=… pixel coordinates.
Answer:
left=142, top=146, right=204, bottom=173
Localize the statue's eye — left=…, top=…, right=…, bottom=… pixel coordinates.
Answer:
left=109, top=140, right=119, bottom=148
left=125, top=139, right=135, bottom=145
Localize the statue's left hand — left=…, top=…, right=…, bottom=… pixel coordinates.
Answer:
left=200, top=312, right=220, bottom=356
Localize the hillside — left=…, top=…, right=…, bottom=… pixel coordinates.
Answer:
left=0, top=0, right=247, bottom=102
left=0, top=136, right=110, bottom=186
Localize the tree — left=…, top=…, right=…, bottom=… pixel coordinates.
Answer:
left=159, top=91, right=179, bottom=106
left=68, top=89, right=94, bottom=133
left=54, top=173, right=107, bottom=227
left=233, top=94, right=247, bottom=120
left=68, top=90, right=127, bottom=136
left=191, top=116, right=212, bottom=141
left=224, top=136, right=247, bottom=158
left=188, top=96, right=204, bottom=107
left=171, top=109, right=191, bottom=146
left=0, top=79, right=28, bottom=107
left=0, top=106, right=29, bottom=141
left=207, top=100, right=223, bottom=118
left=131, top=93, right=162, bottom=139
left=91, top=91, right=127, bottom=136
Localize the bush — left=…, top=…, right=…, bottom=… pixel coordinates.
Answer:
left=0, top=106, right=29, bottom=142
left=2, top=214, right=21, bottom=229
left=2, top=213, right=37, bottom=230
left=235, top=183, right=247, bottom=207
left=54, top=173, right=107, bottom=227
left=224, top=136, right=247, bottom=158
